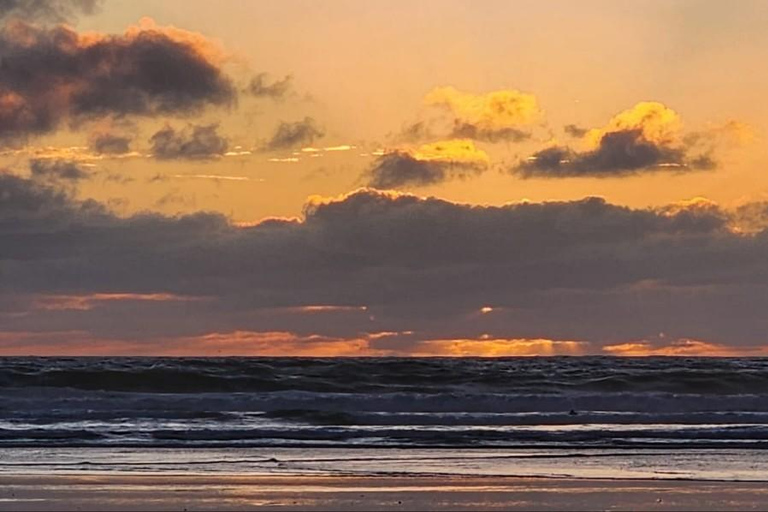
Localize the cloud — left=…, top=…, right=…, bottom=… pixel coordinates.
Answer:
left=424, top=86, right=540, bottom=142
left=602, top=338, right=751, bottom=356
left=89, top=132, right=132, bottom=155
left=408, top=337, right=587, bottom=357
left=564, top=124, right=588, bottom=138
left=0, top=171, right=105, bottom=228
left=731, top=201, right=768, bottom=234
left=367, top=152, right=449, bottom=189
left=450, top=123, right=531, bottom=143
left=29, top=158, right=90, bottom=182
left=517, top=102, right=717, bottom=178
left=4, top=177, right=768, bottom=354
left=0, top=18, right=235, bottom=145
left=365, top=139, right=489, bottom=188
left=34, top=292, right=204, bottom=311
left=245, top=73, right=293, bottom=100
left=0, top=0, right=101, bottom=22
left=168, top=174, right=252, bottom=181
left=393, top=121, right=434, bottom=143
left=149, top=123, right=228, bottom=160
left=263, top=117, right=324, bottom=150
left=0, top=329, right=592, bottom=357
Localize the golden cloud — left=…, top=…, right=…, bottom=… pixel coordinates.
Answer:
left=33, top=293, right=205, bottom=311
left=584, top=101, right=682, bottom=148
left=410, top=139, right=490, bottom=166
left=412, top=337, right=588, bottom=357
left=425, top=86, right=541, bottom=131
left=601, top=338, right=768, bottom=357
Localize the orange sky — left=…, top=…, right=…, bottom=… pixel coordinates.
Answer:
left=1, top=0, right=767, bottom=356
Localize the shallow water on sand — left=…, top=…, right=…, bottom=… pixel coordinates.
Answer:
left=1, top=447, right=768, bottom=481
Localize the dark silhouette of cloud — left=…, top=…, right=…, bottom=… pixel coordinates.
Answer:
left=367, top=152, right=448, bottom=188
left=516, top=128, right=708, bottom=178
left=90, top=132, right=132, bottom=155
left=517, top=102, right=719, bottom=178
left=394, top=121, right=433, bottom=143
left=564, top=124, right=588, bottom=137
left=245, top=73, right=293, bottom=100
left=0, top=172, right=105, bottom=230
left=263, top=117, right=324, bottom=150
left=0, top=20, right=236, bottom=145
left=149, top=124, right=228, bottom=160
left=0, top=0, right=101, bottom=22
left=365, top=139, right=489, bottom=188
left=29, top=159, right=90, bottom=182
left=450, top=122, right=530, bottom=143
left=3, top=178, right=768, bottom=350
left=366, top=151, right=485, bottom=189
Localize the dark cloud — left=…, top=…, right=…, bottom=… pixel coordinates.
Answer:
left=90, top=132, right=132, bottom=155
left=564, top=124, right=588, bottom=137
left=263, top=117, right=324, bottom=150
left=245, top=73, right=293, bottom=100
left=29, top=158, right=90, bottom=182
left=689, top=153, right=717, bottom=170
left=450, top=122, right=530, bottom=143
left=394, top=121, right=433, bottom=143
left=0, top=172, right=104, bottom=229
left=4, top=179, right=768, bottom=349
left=0, top=0, right=100, bottom=22
left=516, top=129, right=711, bottom=178
left=731, top=201, right=768, bottom=234
left=518, top=102, right=723, bottom=178
left=0, top=21, right=235, bottom=145
left=149, top=124, right=228, bottom=160
left=395, top=120, right=530, bottom=144
left=366, top=151, right=484, bottom=189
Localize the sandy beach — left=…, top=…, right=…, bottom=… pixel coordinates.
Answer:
left=1, top=475, right=768, bottom=511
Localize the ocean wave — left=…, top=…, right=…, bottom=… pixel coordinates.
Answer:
left=4, top=388, right=768, bottom=419
left=4, top=357, right=768, bottom=449
left=3, top=357, right=768, bottom=394
left=3, top=424, right=768, bottom=449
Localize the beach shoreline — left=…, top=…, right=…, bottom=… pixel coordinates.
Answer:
left=2, top=474, right=768, bottom=511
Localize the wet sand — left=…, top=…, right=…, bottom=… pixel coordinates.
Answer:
left=1, top=474, right=768, bottom=511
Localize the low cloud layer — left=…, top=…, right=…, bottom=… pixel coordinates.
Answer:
left=366, top=139, right=489, bottom=188
left=2, top=174, right=768, bottom=354
left=0, top=18, right=235, bottom=145
left=263, top=117, right=324, bottom=150
left=517, top=102, right=717, bottom=178
left=150, top=123, right=228, bottom=160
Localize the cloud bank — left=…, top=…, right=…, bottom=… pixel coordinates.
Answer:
left=2, top=173, right=768, bottom=354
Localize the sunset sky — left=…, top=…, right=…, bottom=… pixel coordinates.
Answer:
left=2, top=0, right=768, bottom=356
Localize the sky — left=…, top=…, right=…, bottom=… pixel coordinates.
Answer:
left=1, top=0, right=768, bottom=356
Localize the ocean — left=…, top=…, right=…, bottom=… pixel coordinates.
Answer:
left=2, top=357, right=768, bottom=480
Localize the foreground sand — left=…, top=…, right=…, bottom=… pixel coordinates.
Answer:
left=1, top=475, right=768, bottom=511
